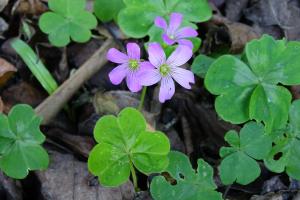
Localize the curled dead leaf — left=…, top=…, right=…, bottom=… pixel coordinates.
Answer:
left=0, top=58, right=17, bottom=87
left=211, top=15, right=261, bottom=53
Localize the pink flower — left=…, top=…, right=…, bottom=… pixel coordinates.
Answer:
left=155, top=12, right=198, bottom=49
left=107, top=43, right=151, bottom=92
left=140, top=43, right=195, bottom=103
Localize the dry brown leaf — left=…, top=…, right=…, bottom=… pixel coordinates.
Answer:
left=0, top=58, right=17, bottom=87
left=211, top=15, right=261, bottom=53
left=2, top=81, right=45, bottom=113
left=14, top=0, right=47, bottom=15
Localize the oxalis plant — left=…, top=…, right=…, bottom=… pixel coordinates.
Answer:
left=0, top=105, right=49, bottom=179
left=6, top=0, right=300, bottom=199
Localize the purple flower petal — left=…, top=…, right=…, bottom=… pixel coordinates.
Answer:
left=166, top=45, right=192, bottom=67
left=162, top=33, right=176, bottom=45
left=139, top=68, right=161, bottom=86
left=159, top=77, right=175, bottom=103
left=108, top=63, right=128, bottom=85
left=107, top=48, right=128, bottom=64
left=171, top=67, right=195, bottom=89
left=127, top=43, right=140, bottom=60
left=178, top=39, right=193, bottom=49
left=138, top=61, right=156, bottom=73
left=126, top=72, right=142, bottom=92
left=176, top=27, right=198, bottom=38
left=155, top=16, right=167, bottom=31
left=168, top=13, right=183, bottom=33
left=148, top=43, right=166, bottom=68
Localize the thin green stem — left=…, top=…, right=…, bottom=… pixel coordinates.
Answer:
left=138, top=86, right=147, bottom=111
left=129, top=160, right=139, bottom=192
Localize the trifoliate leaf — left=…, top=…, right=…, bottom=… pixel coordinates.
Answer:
left=88, top=107, right=170, bottom=187
left=219, top=122, right=272, bottom=185
left=191, top=54, right=215, bottom=78
left=39, top=0, right=97, bottom=47
left=118, top=0, right=212, bottom=38
left=94, top=0, right=124, bottom=22
left=0, top=104, right=49, bottom=179
left=205, top=35, right=300, bottom=132
left=150, top=151, right=222, bottom=200
left=264, top=100, right=300, bottom=180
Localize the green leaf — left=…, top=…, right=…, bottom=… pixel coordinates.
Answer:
left=191, top=55, right=215, bottom=78
left=150, top=151, right=222, bottom=200
left=249, top=84, right=291, bottom=133
left=219, top=122, right=272, bottom=185
left=205, top=35, right=298, bottom=131
left=94, top=0, right=125, bottom=22
left=220, top=151, right=260, bottom=185
left=164, top=0, right=212, bottom=23
left=132, top=131, right=170, bottom=174
left=118, top=0, right=212, bottom=38
left=0, top=104, right=49, bottom=179
left=39, top=0, right=97, bottom=47
left=11, top=39, right=58, bottom=95
left=190, top=37, right=202, bottom=53
left=288, top=99, right=300, bottom=135
left=88, top=107, right=170, bottom=187
left=240, top=122, right=272, bottom=159
left=264, top=99, right=300, bottom=180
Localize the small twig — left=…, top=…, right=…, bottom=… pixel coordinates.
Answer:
left=35, top=39, right=115, bottom=125
left=181, top=116, right=194, bottom=156
left=103, top=23, right=125, bottom=51
left=223, top=184, right=232, bottom=199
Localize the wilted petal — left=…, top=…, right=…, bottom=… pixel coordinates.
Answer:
left=126, top=72, right=142, bottom=92
left=168, top=13, right=183, bottom=33
left=148, top=43, right=166, bottom=68
left=178, top=39, right=193, bottom=49
left=176, top=27, right=198, bottom=38
left=127, top=43, right=140, bottom=60
left=108, top=63, right=128, bottom=85
left=171, top=67, right=195, bottom=89
left=162, top=33, right=176, bottom=46
left=107, top=48, right=128, bottom=64
left=155, top=16, right=167, bottom=31
left=139, top=68, right=161, bottom=86
left=159, top=77, right=175, bottom=103
left=166, top=45, right=192, bottom=67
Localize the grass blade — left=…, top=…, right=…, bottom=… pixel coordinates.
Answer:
left=11, top=38, right=58, bottom=94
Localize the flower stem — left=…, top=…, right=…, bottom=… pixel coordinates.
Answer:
left=129, top=160, right=139, bottom=192
left=138, top=86, right=147, bottom=111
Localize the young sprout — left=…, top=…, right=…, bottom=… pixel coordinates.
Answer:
left=155, top=13, right=198, bottom=49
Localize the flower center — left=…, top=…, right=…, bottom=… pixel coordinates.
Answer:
left=169, top=34, right=175, bottom=40
left=159, top=64, right=170, bottom=76
left=129, top=59, right=139, bottom=71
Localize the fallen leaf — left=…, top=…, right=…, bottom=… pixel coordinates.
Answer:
left=46, top=128, right=94, bottom=158
left=225, top=0, right=249, bottom=21
left=209, top=15, right=261, bottom=53
left=0, top=172, right=22, bottom=200
left=36, top=150, right=135, bottom=200
left=0, top=58, right=17, bottom=87
left=2, top=81, right=45, bottom=113
left=0, top=0, right=8, bottom=12
left=14, top=0, right=47, bottom=15
left=244, top=0, right=300, bottom=40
